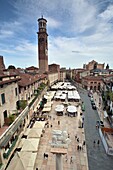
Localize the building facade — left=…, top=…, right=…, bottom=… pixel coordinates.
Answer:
left=0, top=74, right=20, bottom=127
left=82, top=75, right=104, bottom=91
left=85, top=60, right=105, bottom=71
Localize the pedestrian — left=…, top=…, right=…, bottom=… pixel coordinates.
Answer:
left=83, top=140, right=85, bottom=146
left=68, top=134, right=70, bottom=138
left=93, top=140, right=96, bottom=147
left=75, top=134, right=77, bottom=139
left=96, top=123, right=99, bottom=129
left=70, top=156, right=73, bottom=164
left=79, top=145, right=81, bottom=150
left=77, top=145, right=79, bottom=150
left=97, top=139, right=100, bottom=146
left=36, top=168, right=38, bottom=170
left=51, top=124, right=52, bottom=128
left=58, top=120, right=60, bottom=125
left=77, top=138, right=79, bottom=142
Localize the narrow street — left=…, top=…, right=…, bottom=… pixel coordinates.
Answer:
left=78, top=88, right=113, bottom=170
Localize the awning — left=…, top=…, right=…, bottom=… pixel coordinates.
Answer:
left=0, top=133, right=12, bottom=148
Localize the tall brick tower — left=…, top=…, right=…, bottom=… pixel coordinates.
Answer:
left=37, top=16, right=48, bottom=74
left=0, top=56, right=5, bottom=70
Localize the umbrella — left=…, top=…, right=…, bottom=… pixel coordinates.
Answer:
left=55, top=104, right=64, bottom=112
left=21, top=138, right=39, bottom=152
left=7, top=151, right=37, bottom=170
left=67, top=105, right=77, bottom=113
left=27, top=128, right=42, bottom=138
left=33, top=121, right=46, bottom=129
left=7, top=152, right=26, bottom=170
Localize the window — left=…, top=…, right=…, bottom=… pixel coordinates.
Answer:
left=1, top=93, right=5, bottom=104
left=15, top=88, right=18, bottom=96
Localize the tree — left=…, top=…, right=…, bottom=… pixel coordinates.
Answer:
left=8, top=65, right=16, bottom=69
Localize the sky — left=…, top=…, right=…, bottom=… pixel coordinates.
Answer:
left=0, top=0, right=113, bottom=69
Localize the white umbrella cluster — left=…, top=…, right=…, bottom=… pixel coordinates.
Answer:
left=55, top=104, right=64, bottom=112
left=67, top=105, right=77, bottom=113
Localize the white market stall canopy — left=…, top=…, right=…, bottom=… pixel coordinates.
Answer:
left=27, top=128, right=42, bottom=138
left=55, top=104, right=64, bottom=112
left=7, top=151, right=37, bottom=170
left=67, top=105, right=77, bottom=113
left=51, top=82, right=77, bottom=90
left=17, top=139, right=25, bottom=149
left=42, top=107, right=51, bottom=112
left=60, top=94, right=66, bottom=100
left=21, top=138, right=39, bottom=152
left=68, top=91, right=80, bottom=100
left=44, top=101, right=53, bottom=108
left=44, top=91, right=55, bottom=100
left=33, top=121, right=46, bottom=129
left=54, top=91, right=67, bottom=100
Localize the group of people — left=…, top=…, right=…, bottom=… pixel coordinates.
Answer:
left=65, top=155, right=73, bottom=164
left=93, top=139, right=100, bottom=147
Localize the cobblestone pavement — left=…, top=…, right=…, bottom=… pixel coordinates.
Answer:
left=34, top=100, right=89, bottom=170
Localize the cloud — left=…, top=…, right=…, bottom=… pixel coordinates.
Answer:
left=0, top=39, right=38, bottom=68
left=0, top=30, right=14, bottom=39
left=47, top=17, right=61, bottom=28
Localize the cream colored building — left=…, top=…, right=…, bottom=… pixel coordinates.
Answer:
left=48, top=72, right=59, bottom=86
left=0, top=74, right=20, bottom=127
left=60, top=68, right=66, bottom=82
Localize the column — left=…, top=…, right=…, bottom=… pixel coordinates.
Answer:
left=56, top=153, right=63, bottom=170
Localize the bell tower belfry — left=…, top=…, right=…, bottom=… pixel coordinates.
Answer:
left=37, top=16, right=48, bottom=74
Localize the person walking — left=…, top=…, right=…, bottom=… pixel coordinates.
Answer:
left=77, top=138, right=79, bottom=142
left=97, top=139, right=100, bottom=146
left=93, top=140, right=96, bottom=147
left=58, top=120, right=60, bottom=125
left=83, top=140, right=85, bottom=146
left=75, top=134, right=77, bottom=139
left=77, top=145, right=79, bottom=150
